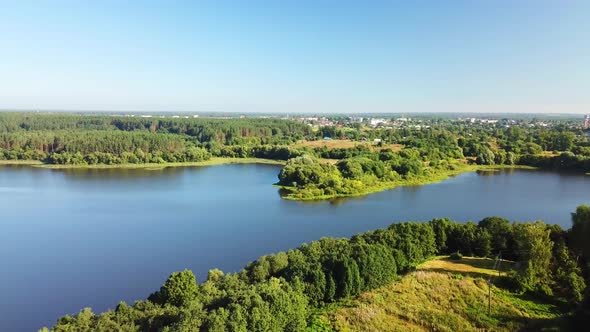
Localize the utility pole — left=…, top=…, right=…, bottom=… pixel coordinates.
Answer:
left=488, top=252, right=501, bottom=316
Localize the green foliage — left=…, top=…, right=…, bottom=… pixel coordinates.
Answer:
left=2, top=113, right=588, bottom=174
left=430, top=218, right=451, bottom=252
left=518, top=152, right=590, bottom=173
left=553, top=242, right=586, bottom=304
left=306, top=315, right=334, bottom=332
left=447, top=222, right=478, bottom=256
left=278, top=148, right=439, bottom=198
left=150, top=270, right=199, bottom=307
left=478, top=216, right=512, bottom=256
left=476, top=148, right=495, bottom=165
left=0, top=113, right=314, bottom=165
left=352, top=243, right=397, bottom=289
left=0, top=112, right=311, bottom=144
left=450, top=251, right=463, bottom=260
left=506, top=151, right=516, bottom=165
left=334, top=258, right=362, bottom=298
left=278, top=155, right=339, bottom=189
left=511, top=222, right=554, bottom=294
left=473, top=228, right=492, bottom=257
left=571, top=205, right=590, bottom=260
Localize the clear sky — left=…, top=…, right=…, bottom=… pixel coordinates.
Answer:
left=1, top=0, right=588, bottom=113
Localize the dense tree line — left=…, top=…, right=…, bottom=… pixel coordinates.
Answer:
left=518, top=152, right=590, bottom=173
left=0, top=113, right=311, bottom=145
left=0, top=113, right=311, bottom=164
left=0, top=131, right=211, bottom=165
left=43, top=207, right=590, bottom=331
left=207, top=144, right=305, bottom=160
left=1, top=113, right=589, bottom=172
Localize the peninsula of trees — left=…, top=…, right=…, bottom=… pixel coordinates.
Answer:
left=42, top=206, right=590, bottom=331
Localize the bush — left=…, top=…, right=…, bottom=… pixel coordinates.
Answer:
left=450, top=251, right=463, bottom=260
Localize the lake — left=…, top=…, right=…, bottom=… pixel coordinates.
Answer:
left=0, top=164, right=589, bottom=331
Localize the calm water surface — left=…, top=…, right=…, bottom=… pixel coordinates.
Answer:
left=0, top=164, right=589, bottom=331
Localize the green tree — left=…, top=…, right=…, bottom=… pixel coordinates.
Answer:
left=151, top=270, right=198, bottom=307
left=571, top=205, right=590, bottom=261
left=478, top=216, right=512, bottom=255
left=476, top=148, right=495, bottom=165
left=512, top=222, right=554, bottom=294
left=506, top=151, right=516, bottom=165
left=473, top=228, right=492, bottom=257
left=430, top=218, right=451, bottom=253
left=553, top=242, right=586, bottom=304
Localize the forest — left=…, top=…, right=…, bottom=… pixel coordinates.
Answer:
left=277, top=123, right=589, bottom=199
left=40, top=206, right=590, bottom=331
left=1, top=113, right=589, bottom=199
left=0, top=113, right=310, bottom=164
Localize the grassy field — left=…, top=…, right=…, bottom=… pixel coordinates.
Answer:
left=0, top=157, right=285, bottom=169
left=315, top=257, right=567, bottom=332
left=419, top=256, right=514, bottom=277
left=293, top=139, right=404, bottom=151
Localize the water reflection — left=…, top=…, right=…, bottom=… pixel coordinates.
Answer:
left=52, top=166, right=192, bottom=180
left=0, top=165, right=589, bottom=331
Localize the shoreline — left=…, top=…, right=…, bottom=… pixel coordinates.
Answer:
left=0, top=157, right=285, bottom=169
left=0, top=159, right=542, bottom=201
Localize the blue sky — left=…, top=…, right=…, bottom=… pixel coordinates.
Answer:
left=0, top=1, right=588, bottom=113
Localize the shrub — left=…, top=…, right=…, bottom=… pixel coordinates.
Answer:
left=450, top=251, right=463, bottom=260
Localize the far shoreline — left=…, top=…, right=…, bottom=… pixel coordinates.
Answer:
left=0, top=160, right=551, bottom=202
left=0, top=157, right=285, bottom=169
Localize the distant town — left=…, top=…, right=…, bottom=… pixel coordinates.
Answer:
left=4, top=109, right=589, bottom=131
left=104, top=112, right=590, bottom=131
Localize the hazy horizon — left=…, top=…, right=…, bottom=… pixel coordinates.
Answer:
left=1, top=1, right=589, bottom=114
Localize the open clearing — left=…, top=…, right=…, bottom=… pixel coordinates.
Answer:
left=319, top=257, right=565, bottom=332
left=293, top=139, right=404, bottom=151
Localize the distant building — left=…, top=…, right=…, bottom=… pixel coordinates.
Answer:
left=370, top=118, right=387, bottom=127
left=584, top=115, right=590, bottom=129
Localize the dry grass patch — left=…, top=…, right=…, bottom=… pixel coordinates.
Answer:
left=418, top=256, right=513, bottom=278
left=293, top=140, right=403, bottom=151
left=0, top=158, right=285, bottom=169
left=0, top=160, right=43, bottom=166
left=321, top=257, right=562, bottom=332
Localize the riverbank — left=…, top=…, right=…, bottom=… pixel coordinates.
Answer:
left=0, top=157, right=285, bottom=169
left=279, top=164, right=537, bottom=201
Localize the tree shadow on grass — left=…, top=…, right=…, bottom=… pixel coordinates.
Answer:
left=495, top=313, right=574, bottom=331
left=490, top=291, right=571, bottom=331
left=419, top=257, right=515, bottom=280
